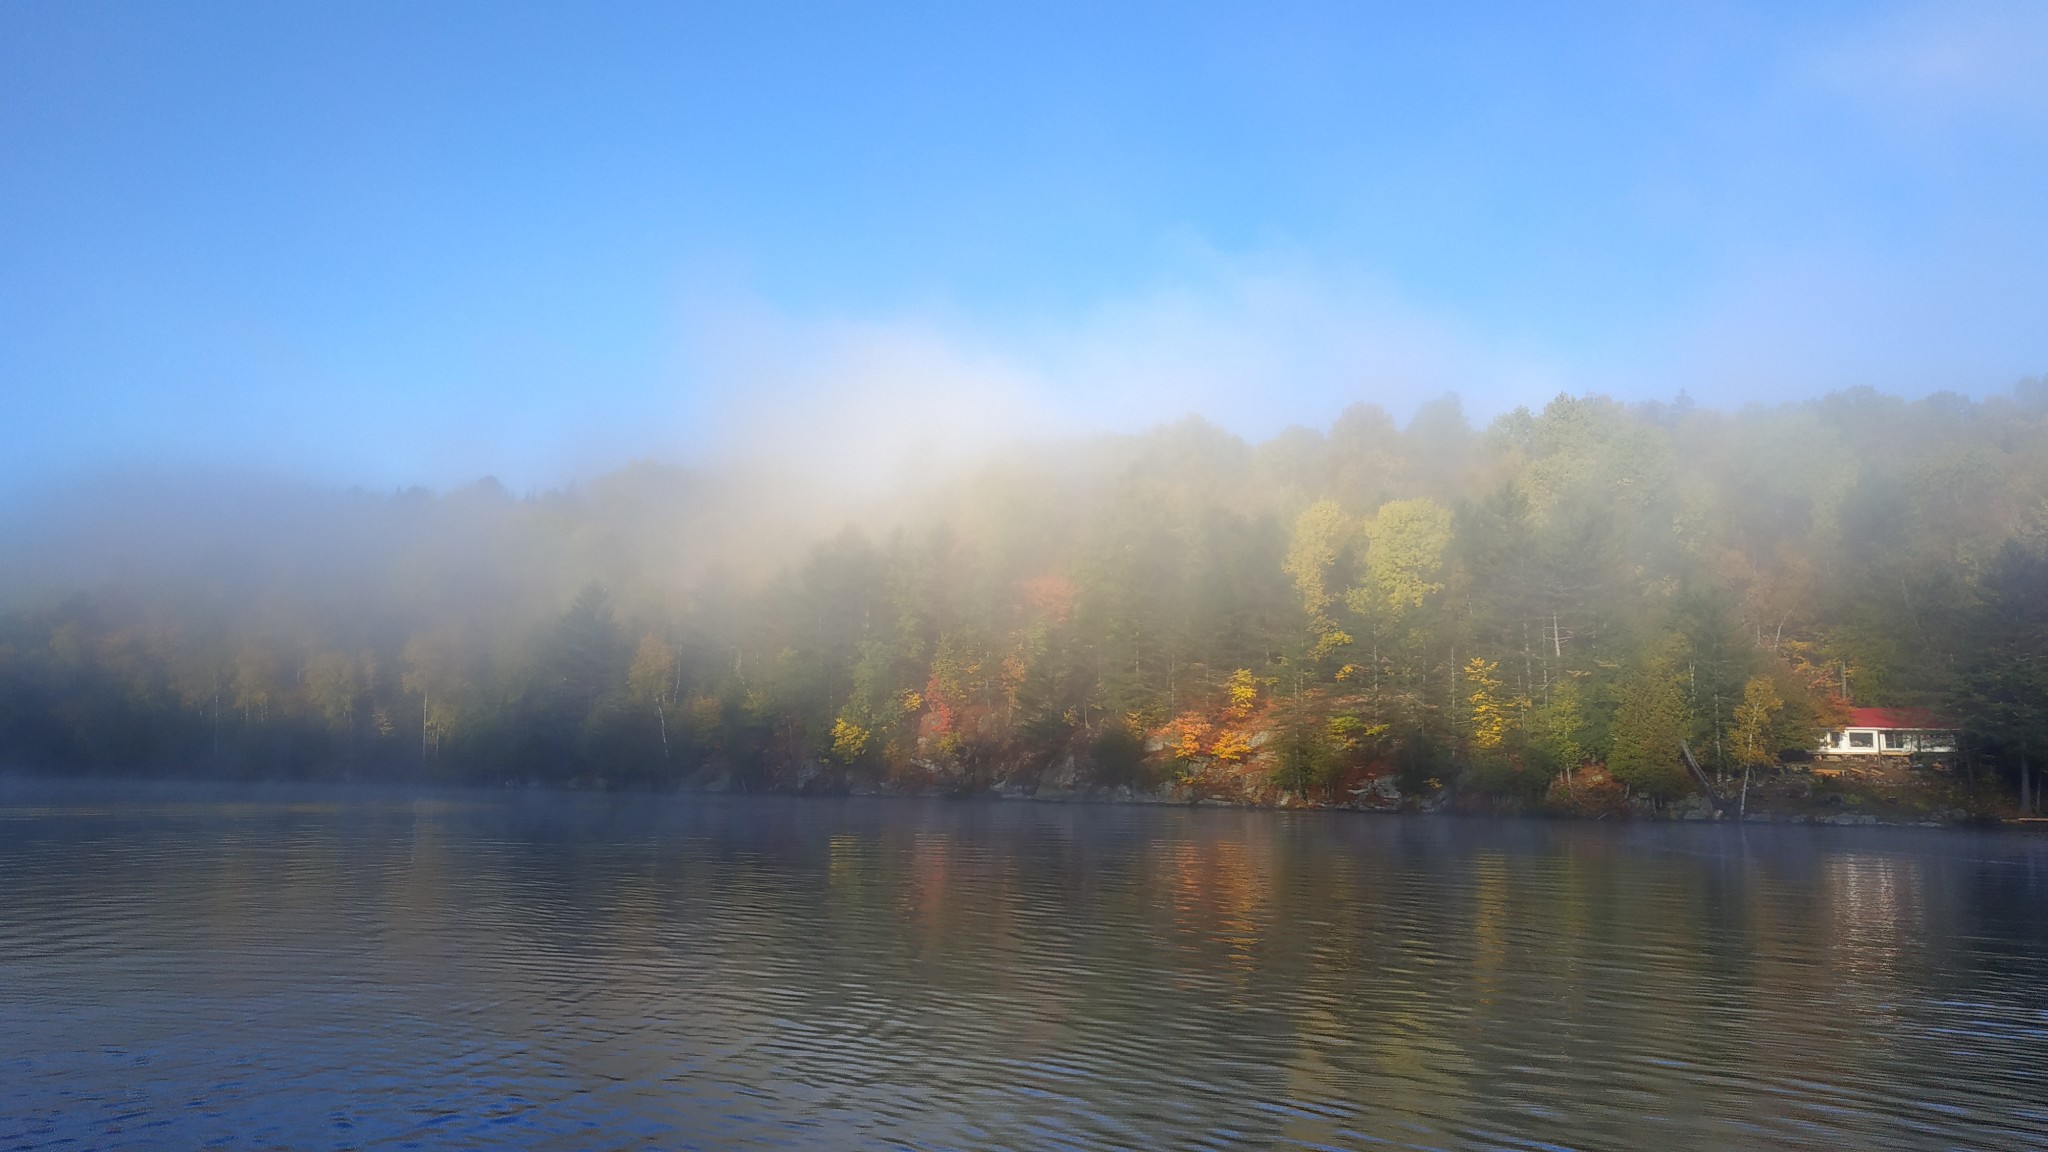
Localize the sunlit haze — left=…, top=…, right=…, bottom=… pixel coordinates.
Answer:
left=7, top=1, right=2047, bottom=495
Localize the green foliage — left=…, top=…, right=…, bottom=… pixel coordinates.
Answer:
left=1392, top=726, right=1453, bottom=797
left=1528, top=680, right=1587, bottom=775
left=0, top=386, right=2039, bottom=800
left=1949, top=539, right=2048, bottom=791
left=1464, top=748, right=1536, bottom=798
left=1607, top=650, right=1691, bottom=800
left=1272, top=715, right=1336, bottom=800
left=1089, top=721, right=1150, bottom=788
left=1325, top=712, right=1388, bottom=758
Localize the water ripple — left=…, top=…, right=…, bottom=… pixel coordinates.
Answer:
left=2, top=782, right=2047, bottom=1150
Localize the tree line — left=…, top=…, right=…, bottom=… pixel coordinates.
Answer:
left=3, top=383, right=2046, bottom=808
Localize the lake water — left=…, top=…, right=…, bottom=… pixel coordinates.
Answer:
left=3, top=780, right=2046, bottom=1150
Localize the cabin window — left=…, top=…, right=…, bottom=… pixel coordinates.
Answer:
left=1826, top=731, right=1840, bottom=748
left=1849, top=731, right=1875, bottom=748
left=1885, top=731, right=1911, bottom=750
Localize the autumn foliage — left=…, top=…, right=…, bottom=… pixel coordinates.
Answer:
left=3, top=387, right=2044, bottom=807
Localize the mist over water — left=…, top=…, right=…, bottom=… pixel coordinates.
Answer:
left=4, top=780, right=2046, bottom=1150
left=8, top=5, right=2048, bottom=1146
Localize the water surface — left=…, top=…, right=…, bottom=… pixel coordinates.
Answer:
left=4, top=780, right=2046, bottom=1149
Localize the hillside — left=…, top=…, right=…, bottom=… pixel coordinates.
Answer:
left=4, top=386, right=2047, bottom=815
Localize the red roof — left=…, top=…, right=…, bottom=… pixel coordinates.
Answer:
left=1841, top=707, right=1951, bottom=731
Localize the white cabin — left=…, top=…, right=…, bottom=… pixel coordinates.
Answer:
left=1816, top=708, right=1955, bottom=757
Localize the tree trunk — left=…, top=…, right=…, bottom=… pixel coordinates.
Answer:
left=1680, top=739, right=1729, bottom=815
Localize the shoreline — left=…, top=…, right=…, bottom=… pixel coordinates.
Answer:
left=5, top=766, right=2018, bottom=830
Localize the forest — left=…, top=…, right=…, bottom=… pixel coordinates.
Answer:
left=3, top=384, right=2046, bottom=813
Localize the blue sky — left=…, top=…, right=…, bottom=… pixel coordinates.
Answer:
left=4, top=1, right=2047, bottom=492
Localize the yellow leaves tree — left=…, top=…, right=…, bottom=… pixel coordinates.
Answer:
left=1288, top=498, right=1455, bottom=680
left=1354, top=499, right=1454, bottom=614
left=1210, top=728, right=1253, bottom=763
left=1731, top=674, right=1784, bottom=770
left=1464, top=657, right=1529, bottom=751
left=1224, top=668, right=1260, bottom=718
left=1729, top=673, right=1786, bottom=813
left=1284, top=500, right=1356, bottom=660
left=1284, top=500, right=1347, bottom=618
left=830, top=716, right=871, bottom=762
